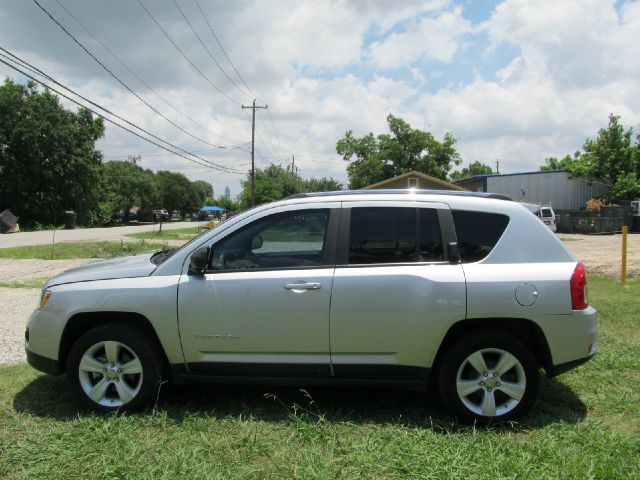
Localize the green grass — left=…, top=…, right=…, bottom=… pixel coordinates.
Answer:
left=128, top=226, right=202, bottom=241
left=0, top=241, right=166, bottom=260
left=0, top=277, right=638, bottom=478
left=0, top=278, right=48, bottom=289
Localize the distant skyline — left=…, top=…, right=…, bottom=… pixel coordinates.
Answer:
left=1, top=0, right=639, bottom=195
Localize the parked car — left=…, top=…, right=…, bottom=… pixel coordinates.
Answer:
left=523, top=203, right=557, bottom=232
left=26, top=190, right=597, bottom=423
left=153, top=209, right=170, bottom=221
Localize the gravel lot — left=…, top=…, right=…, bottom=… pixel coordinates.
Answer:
left=0, top=233, right=637, bottom=365
left=558, top=233, right=640, bottom=277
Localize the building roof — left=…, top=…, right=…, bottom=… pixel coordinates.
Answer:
left=362, top=170, right=466, bottom=191
left=453, top=169, right=568, bottom=183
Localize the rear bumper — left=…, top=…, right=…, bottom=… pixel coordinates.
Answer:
left=26, top=349, right=63, bottom=375
left=547, top=348, right=596, bottom=377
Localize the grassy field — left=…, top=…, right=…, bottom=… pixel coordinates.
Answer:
left=128, top=226, right=203, bottom=241
left=0, top=241, right=166, bottom=260
left=0, top=276, right=638, bottom=478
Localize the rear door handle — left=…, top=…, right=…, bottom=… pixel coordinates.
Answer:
left=284, top=282, right=321, bottom=291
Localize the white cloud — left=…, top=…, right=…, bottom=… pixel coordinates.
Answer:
left=369, top=6, right=472, bottom=69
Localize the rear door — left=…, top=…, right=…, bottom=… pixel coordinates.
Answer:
left=329, top=201, right=466, bottom=380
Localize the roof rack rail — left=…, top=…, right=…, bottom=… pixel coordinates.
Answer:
left=285, top=189, right=513, bottom=201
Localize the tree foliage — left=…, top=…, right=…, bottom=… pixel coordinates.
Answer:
left=336, top=114, right=461, bottom=189
left=0, top=79, right=105, bottom=226
left=540, top=115, right=640, bottom=201
left=238, top=164, right=343, bottom=209
left=191, top=180, right=213, bottom=206
left=449, top=161, right=493, bottom=181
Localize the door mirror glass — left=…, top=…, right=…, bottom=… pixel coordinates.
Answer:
left=251, top=235, right=263, bottom=251
left=188, top=246, right=210, bottom=275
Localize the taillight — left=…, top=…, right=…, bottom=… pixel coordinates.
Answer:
left=570, top=262, right=588, bottom=310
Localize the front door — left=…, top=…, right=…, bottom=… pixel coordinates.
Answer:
left=177, top=206, right=339, bottom=377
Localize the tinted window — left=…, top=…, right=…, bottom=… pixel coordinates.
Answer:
left=211, top=209, right=329, bottom=270
left=540, top=208, right=553, bottom=218
left=451, top=210, right=509, bottom=263
left=349, top=207, right=443, bottom=264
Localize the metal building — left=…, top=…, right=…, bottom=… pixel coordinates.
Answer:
left=453, top=170, right=609, bottom=210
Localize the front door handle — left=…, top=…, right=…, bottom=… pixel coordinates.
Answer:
left=284, top=282, right=321, bottom=291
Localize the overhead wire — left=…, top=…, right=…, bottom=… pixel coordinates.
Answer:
left=194, top=0, right=262, bottom=102
left=31, top=0, right=234, bottom=151
left=0, top=52, right=242, bottom=174
left=192, top=0, right=292, bottom=165
left=136, top=0, right=242, bottom=105
left=53, top=0, right=243, bottom=146
left=170, top=0, right=252, bottom=100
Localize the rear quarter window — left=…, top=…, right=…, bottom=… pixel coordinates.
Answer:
left=451, top=210, right=510, bottom=263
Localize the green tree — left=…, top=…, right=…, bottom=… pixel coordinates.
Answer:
left=449, top=161, right=493, bottom=181
left=540, top=115, right=640, bottom=201
left=102, top=161, right=158, bottom=220
left=304, top=177, right=344, bottom=192
left=156, top=170, right=198, bottom=215
left=336, top=114, right=461, bottom=189
left=191, top=180, right=213, bottom=207
left=205, top=195, right=239, bottom=212
left=239, top=164, right=304, bottom=209
left=0, top=79, right=105, bottom=226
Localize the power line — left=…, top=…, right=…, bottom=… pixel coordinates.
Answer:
left=53, top=0, right=241, bottom=146
left=192, top=0, right=292, bottom=166
left=136, top=0, right=242, bottom=105
left=0, top=47, right=240, bottom=174
left=170, top=0, right=251, bottom=100
left=0, top=53, right=241, bottom=174
left=31, top=0, right=231, bottom=151
left=194, top=0, right=261, bottom=102
left=267, top=108, right=289, bottom=159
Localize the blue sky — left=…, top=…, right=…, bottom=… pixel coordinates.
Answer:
left=1, top=0, right=639, bottom=196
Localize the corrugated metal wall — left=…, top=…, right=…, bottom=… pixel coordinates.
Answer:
left=485, top=171, right=609, bottom=210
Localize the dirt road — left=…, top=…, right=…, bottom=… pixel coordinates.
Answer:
left=0, top=221, right=198, bottom=248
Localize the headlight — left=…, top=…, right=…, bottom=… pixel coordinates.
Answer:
left=40, top=290, right=52, bottom=308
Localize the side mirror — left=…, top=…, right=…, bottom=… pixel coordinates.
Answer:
left=188, top=246, right=210, bottom=275
left=447, top=241, right=460, bottom=264
left=251, top=235, right=263, bottom=250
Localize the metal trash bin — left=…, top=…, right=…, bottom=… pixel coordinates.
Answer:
left=0, top=209, right=19, bottom=233
left=64, top=210, right=77, bottom=230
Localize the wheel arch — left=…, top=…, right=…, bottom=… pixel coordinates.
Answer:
left=59, top=311, right=170, bottom=377
left=431, top=317, right=553, bottom=376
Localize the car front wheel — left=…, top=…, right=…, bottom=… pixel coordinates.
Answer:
left=437, top=330, right=539, bottom=424
left=66, top=324, right=163, bottom=412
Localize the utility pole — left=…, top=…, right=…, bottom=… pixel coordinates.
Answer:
left=291, top=154, right=295, bottom=173
left=495, top=159, right=500, bottom=174
left=241, top=99, right=268, bottom=206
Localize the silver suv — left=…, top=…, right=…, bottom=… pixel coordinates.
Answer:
left=25, top=190, right=597, bottom=423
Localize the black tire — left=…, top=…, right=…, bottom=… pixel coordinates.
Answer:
left=66, top=324, right=164, bottom=413
left=437, top=330, right=539, bottom=424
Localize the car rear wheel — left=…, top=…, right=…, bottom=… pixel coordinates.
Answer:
left=437, top=330, right=539, bottom=424
left=66, top=324, right=163, bottom=413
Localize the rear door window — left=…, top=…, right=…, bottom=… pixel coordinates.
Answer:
left=451, top=210, right=509, bottom=263
left=348, top=207, right=443, bottom=264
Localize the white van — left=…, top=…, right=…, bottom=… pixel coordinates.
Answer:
left=523, top=204, right=557, bottom=232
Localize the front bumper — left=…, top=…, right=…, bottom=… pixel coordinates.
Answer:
left=26, top=348, right=63, bottom=375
